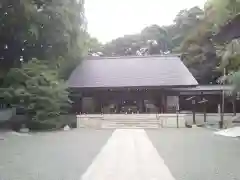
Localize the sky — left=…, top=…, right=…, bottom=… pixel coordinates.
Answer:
left=85, top=0, right=207, bottom=43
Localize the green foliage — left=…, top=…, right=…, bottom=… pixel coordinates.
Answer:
left=180, top=0, right=240, bottom=84
left=0, top=0, right=86, bottom=80
left=94, top=0, right=239, bottom=85
left=0, top=0, right=88, bottom=130
left=102, top=24, right=174, bottom=56
left=100, top=6, right=205, bottom=57
left=103, top=34, right=143, bottom=56
left=219, top=40, right=240, bottom=92
left=205, top=0, right=240, bottom=30
left=85, top=33, right=103, bottom=55
left=0, top=59, right=71, bottom=127
left=98, top=4, right=224, bottom=83
left=219, top=39, right=240, bottom=69
left=226, top=71, right=240, bottom=93
left=173, top=7, right=205, bottom=48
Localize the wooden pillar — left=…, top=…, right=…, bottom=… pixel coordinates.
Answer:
left=94, top=97, right=98, bottom=113
left=204, top=103, right=207, bottom=123
left=198, top=96, right=208, bottom=123
left=116, top=100, right=121, bottom=113
left=97, top=98, right=104, bottom=114
left=192, top=99, right=196, bottom=125
left=143, top=100, right=146, bottom=113
left=79, top=98, right=82, bottom=114
left=159, top=95, right=162, bottom=113
left=138, top=100, right=143, bottom=113
left=100, top=101, right=103, bottom=114
left=220, top=104, right=223, bottom=128
left=220, top=91, right=225, bottom=129
left=161, top=94, right=167, bottom=113
left=232, top=97, right=236, bottom=116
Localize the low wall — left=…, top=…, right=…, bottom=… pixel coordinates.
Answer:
left=0, top=108, right=16, bottom=122
left=77, top=113, right=238, bottom=129
left=77, top=114, right=184, bottom=128
left=77, top=115, right=104, bottom=128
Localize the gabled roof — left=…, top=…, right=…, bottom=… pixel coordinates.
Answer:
left=67, top=55, right=198, bottom=89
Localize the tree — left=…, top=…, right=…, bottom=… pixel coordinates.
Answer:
left=98, top=0, right=238, bottom=85
left=226, top=71, right=240, bottom=92
left=207, top=1, right=240, bottom=87
left=180, top=17, right=219, bottom=83
left=85, top=33, right=103, bottom=55
left=171, top=6, right=205, bottom=49
left=141, top=25, right=173, bottom=54
left=216, top=18, right=240, bottom=92
left=102, top=25, right=173, bottom=56
left=0, top=59, right=71, bottom=129
left=100, top=7, right=205, bottom=57
left=0, top=0, right=86, bottom=80
left=180, top=0, right=240, bottom=84
left=103, top=34, right=144, bottom=56
left=205, top=0, right=240, bottom=30
left=0, top=0, right=87, bottom=130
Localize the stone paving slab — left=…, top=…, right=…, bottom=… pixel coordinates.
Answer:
left=81, top=129, right=175, bottom=180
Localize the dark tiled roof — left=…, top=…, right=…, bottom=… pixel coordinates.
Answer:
left=67, top=55, right=198, bottom=88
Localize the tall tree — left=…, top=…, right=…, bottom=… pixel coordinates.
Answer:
left=141, top=25, right=173, bottom=54
left=205, top=0, right=240, bottom=30
left=180, top=0, right=240, bottom=84
left=98, top=0, right=239, bottom=85
left=0, top=0, right=86, bottom=79
left=171, top=6, right=205, bottom=50
left=102, top=25, right=173, bottom=56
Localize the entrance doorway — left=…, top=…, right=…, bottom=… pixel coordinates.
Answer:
left=119, top=100, right=139, bottom=114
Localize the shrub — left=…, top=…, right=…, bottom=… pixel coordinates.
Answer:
left=0, top=59, right=71, bottom=130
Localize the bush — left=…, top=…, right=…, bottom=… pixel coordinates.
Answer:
left=27, top=115, right=77, bottom=130
left=0, top=59, right=71, bottom=130
left=27, top=120, right=61, bottom=131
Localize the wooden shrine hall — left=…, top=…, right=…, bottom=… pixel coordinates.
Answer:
left=67, top=55, right=237, bottom=114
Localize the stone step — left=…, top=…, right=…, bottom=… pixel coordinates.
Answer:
left=113, top=122, right=161, bottom=125
left=102, top=127, right=159, bottom=129
left=102, top=117, right=180, bottom=120
left=77, top=115, right=187, bottom=129
left=103, top=118, right=169, bottom=120
left=104, top=120, right=161, bottom=122
left=103, top=120, right=181, bottom=124
left=102, top=124, right=160, bottom=129
left=102, top=120, right=161, bottom=129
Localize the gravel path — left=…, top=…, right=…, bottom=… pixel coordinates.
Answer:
left=1, top=128, right=240, bottom=180
left=0, top=129, right=113, bottom=180
left=146, top=128, right=240, bottom=180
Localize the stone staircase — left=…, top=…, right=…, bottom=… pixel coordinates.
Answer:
left=101, top=114, right=162, bottom=129
left=102, top=119, right=161, bottom=129
left=77, top=114, right=187, bottom=129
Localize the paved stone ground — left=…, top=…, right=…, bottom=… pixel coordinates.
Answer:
left=1, top=128, right=240, bottom=180
left=146, top=128, right=240, bottom=180
left=0, top=130, right=113, bottom=180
